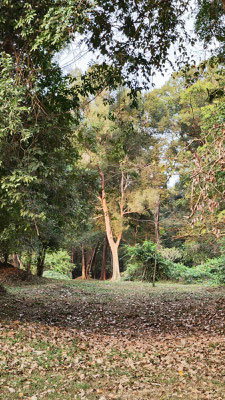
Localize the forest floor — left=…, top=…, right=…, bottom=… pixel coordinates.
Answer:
left=0, top=279, right=224, bottom=400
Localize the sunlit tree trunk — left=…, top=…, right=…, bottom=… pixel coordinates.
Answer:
left=98, top=166, right=123, bottom=281
left=17, top=254, right=24, bottom=269
left=111, top=242, right=121, bottom=281
left=13, top=254, right=19, bottom=268
left=100, top=235, right=108, bottom=280
left=82, top=244, right=87, bottom=280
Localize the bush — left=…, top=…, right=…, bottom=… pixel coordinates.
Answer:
left=201, top=255, right=225, bottom=284
left=123, top=262, right=144, bottom=281
left=124, top=241, right=170, bottom=282
left=167, top=255, right=225, bottom=284
left=124, top=242, right=225, bottom=285
left=167, top=262, right=190, bottom=281
left=45, top=250, right=74, bottom=278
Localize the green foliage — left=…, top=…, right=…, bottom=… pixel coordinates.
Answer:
left=168, top=255, right=225, bottom=284
left=167, top=263, right=209, bottom=283
left=202, top=255, right=225, bottom=284
left=159, top=247, right=183, bottom=263
left=124, top=241, right=169, bottom=281
left=43, top=270, right=71, bottom=280
left=123, top=262, right=146, bottom=281
left=83, top=0, right=190, bottom=89
left=124, top=240, right=225, bottom=285
left=195, top=0, right=225, bottom=46
left=44, top=250, right=74, bottom=277
left=1, top=0, right=224, bottom=273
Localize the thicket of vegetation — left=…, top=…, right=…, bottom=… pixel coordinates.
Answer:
left=1, top=3, right=225, bottom=399
left=0, top=0, right=224, bottom=288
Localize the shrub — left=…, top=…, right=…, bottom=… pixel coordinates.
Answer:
left=167, top=255, right=225, bottom=284
left=123, top=262, right=144, bottom=281
left=201, top=255, right=225, bottom=284
left=124, top=242, right=225, bottom=285
left=124, top=241, right=170, bottom=282
left=44, top=250, right=74, bottom=278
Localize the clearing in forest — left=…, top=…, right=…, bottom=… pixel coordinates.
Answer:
left=0, top=281, right=224, bottom=399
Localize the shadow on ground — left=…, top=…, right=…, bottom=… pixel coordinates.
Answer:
left=0, top=281, right=224, bottom=337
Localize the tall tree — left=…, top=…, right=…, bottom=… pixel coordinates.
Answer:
left=78, top=90, right=166, bottom=280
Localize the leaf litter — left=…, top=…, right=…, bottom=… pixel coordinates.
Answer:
left=0, top=281, right=224, bottom=399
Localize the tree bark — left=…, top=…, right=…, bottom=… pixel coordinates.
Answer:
left=13, top=254, right=20, bottom=268
left=86, top=244, right=99, bottom=278
left=100, top=236, right=108, bottom=280
left=98, top=166, right=122, bottom=281
left=72, top=246, right=77, bottom=264
left=4, top=253, right=8, bottom=265
left=25, top=251, right=32, bottom=280
left=36, top=246, right=46, bottom=277
left=111, top=242, right=121, bottom=281
left=153, top=197, right=160, bottom=287
left=82, top=244, right=87, bottom=280
left=17, top=255, right=24, bottom=269
left=0, top=283, right=7, bottom=295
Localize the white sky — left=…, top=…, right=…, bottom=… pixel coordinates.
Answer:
left=56, top=3, right=214, bottom=89
left=56, top=5, right=218, bottom=188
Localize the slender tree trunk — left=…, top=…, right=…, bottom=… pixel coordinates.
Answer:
left=100, top=236, right=108, bottom=280
left=36, top=246, right=46, bottom=277
left=111, top=243, right=120, bottom=281
left=98, top=166, right=123, bottom=281
left=4, top=253, right=8, bottom=265
left=134, top=223, right=138, bottom=246
left=86, top=244, right=98, bottom=278
left=17, top=255, right=24, bottom=269
left=0, top=283, right=7, bottom=294
left=13, top=254, right=19, bottom=268
left=82, top=244, right=87, bottom=280
left=142, top=264, right=147, bottom=281
left=72, top=246, right=77, bottom=264
left=153, top=198, right=160, bottom=287
left=25, top=251, right=32, bottom=280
